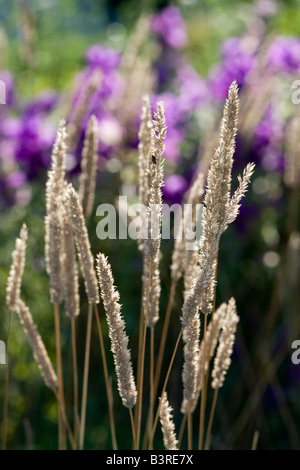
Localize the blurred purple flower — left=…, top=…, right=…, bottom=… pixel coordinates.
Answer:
left=176, top=66, right=208, bottom=113
left=85, top=45, right=121, bottom=70
left=209, top=37, right=256, bottom=101
left=152, top=7, right=187, bottom=49
left=163, top=174, right=187, bottom=203
left=15, top=115, right=56, bottom=177
left=267, top=37, right=300, bottom=74
left=6, top=170, right=27, bottom=189
left=0, top=117, right=22, bottom=138
left=24, top=90, right=58, bottom=115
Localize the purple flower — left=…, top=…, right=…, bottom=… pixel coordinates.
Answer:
left=164, top=128, right=184, bottom=162
left=85, top=45, right=121, bottom=70
left=176, top=66, right=208, bottom=113
left=209, top=38, right=256, bottom=101
left=163, top=174, right=187, bottom=204
left=267, top=37, right=300, bottom=74
left=0, top=117, right=22, bottom=138
left=6, top=170, right=27, bottom=189
left=152, top=7, right=187, bottom=50
left=24, top=90, right=58, bottom=115
left=15, top=114, right=56, bottom=177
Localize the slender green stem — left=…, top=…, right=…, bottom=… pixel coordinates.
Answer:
left=153, top=281, right=176, bottom=400
left=142, top=281, right=176, bottom=449
left=2, top=310, right=13, bottom=450
left=136, top=259, right=152, bottom=449
left=251, top=430, right=259, bottom=450
left=54, top=303, right=66, bottom=450
left=148, top=326, right=155, bottom=448
left=94, top=303, right=118, bottom=450
left=53, top=389, right=76, bottom=450
left=148, top=330, right=182, bottom=450
left=178, top=413, right=188, bottom=449
left=134, top=254, right=145, bottom=430
left=198, top=314, right=207, bottom=450
left=204, top=388, right=219, bottom=450
left=79, top=303, right=93, bottom=450
left=71, top=318, right=79, bottom=449
left=129, top=408, right=136, bottom=450
left=187, top=408, right=193, bottom=450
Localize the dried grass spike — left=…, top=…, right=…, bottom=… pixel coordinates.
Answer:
left=6, top=224, right=28, bottom=312
left=79, top=114, right=99, bottom=218
left=212, top=298, right=239, bottom=389
left=67, top=185, right=99, bottom=304
left=62, top=199, right=80, bottom=318
left=16, top=299, right=57, bottom=391
left=159, top=392, right=178, bottom=450
left=96, top=253, right=137, bottom=408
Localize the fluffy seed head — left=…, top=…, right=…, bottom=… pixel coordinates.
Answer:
left=212, top=298, right=239, bottom=389
left=6, top=224, right=28, bottom=312
left=79, top=114, right=99, bottom=218
left=159, top=392, right=179, bottom=450
left=96, top=253, right=137, bottom=408
left=66, top=185, right=99, bottom=304
left=16, top=299, right=57, bottom=391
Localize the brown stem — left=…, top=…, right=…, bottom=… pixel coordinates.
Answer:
left=53, top=389, right=76, bottom=450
